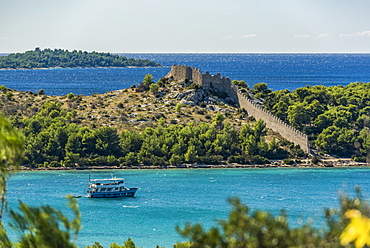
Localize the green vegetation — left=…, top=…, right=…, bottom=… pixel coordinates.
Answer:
left=0, top=48, right=160, bottom=69
left=0, top=113, right=24, bottom=219
left=2, top=73, right=370, bottom=167
left=0, top=113, right=81, bottom=247
left=261, top=82, right=370, bottom=160
left=19, top=100, right=295, bottom=168
left=175, top=189, right=370, bottom=248
left=1, top=106, right=370, bottom=248
left=1, top=73, right=307, bottom=168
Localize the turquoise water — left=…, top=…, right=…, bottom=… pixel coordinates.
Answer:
left=5, top=168, right=370, bottom=247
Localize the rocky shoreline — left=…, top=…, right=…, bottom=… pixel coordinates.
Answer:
left=20, top=158, right=369, bottom=171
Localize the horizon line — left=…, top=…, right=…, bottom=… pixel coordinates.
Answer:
left=2, top=51, right=370, bottom=55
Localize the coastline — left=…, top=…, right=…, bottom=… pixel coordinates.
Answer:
left=20, top=158, right=369, bottom=171
left=0, top=65, right=164, bottom=71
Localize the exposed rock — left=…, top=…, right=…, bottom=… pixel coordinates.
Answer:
left=180, top=100, right=196, bottom=106
left=174, top=89, right=207, bottom=105
left=185, top=89, right=207, bottom=104
left=173, top=90, right=193, bottom=100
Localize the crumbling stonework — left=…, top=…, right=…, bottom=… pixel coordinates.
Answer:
left=166, top=65, right=310, bottom=153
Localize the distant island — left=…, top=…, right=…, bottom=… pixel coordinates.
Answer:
left=0, top=47, right=161, bottom=69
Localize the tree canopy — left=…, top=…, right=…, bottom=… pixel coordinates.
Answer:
left=262, top=82, right=370, bottom=160
left=0, top=48, right=161, bottom=69
left=18, top=101, right=294, bottom=168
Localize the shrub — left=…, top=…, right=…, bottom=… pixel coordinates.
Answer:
left=0, top=85, right=8, bottom=91
left=252, top=155, right=270, bottom=164
left=169, top=154, right=184, bottom=166
left=136, top=82, right=148, bottom=92
left=197, top=155, right=223, bottom=165
left=6, top=91, right=13, bottom=99
left=66, top=93, right=75, bottom=100
left=283, top=158, right=294, bottom=165
left=175, top=103, right=185, bottom=113
left=353, top=156, right=366, bottom=162
left=227, top=155, right=245, bottom=164
left=312, top=156, right=320, bottom=164
left=121, top=152, right=138, bottom=166
left=248, top=116, right=255, bottom=121
left=106, top=155, right=119, bottom=166
left=188, top=83, right=203, bottom=90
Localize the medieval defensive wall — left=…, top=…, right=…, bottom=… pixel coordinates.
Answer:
left=166, top=65, right=310, bottom=153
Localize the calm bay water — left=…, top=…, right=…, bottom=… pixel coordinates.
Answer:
left=1, top=53, right=370, bottom=95
left=6, top=168, right=370, bottom=248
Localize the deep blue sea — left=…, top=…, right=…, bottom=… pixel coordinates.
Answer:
left=6, top=168, right=370, bottom=248
left=1, top=53, right=370, bottom=95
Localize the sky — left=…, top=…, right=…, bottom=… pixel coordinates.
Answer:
left=1, top=0, right=370, bottom=53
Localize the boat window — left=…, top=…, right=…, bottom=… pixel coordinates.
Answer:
left=115, top=188, right=119, bottom=191
left=106, top=188, right=112, bottom=191
left=100, top=188, right=106, bottom=192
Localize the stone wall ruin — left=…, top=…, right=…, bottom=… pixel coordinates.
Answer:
left=166, top=65, right=309, bottom=153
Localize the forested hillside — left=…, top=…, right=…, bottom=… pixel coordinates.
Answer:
left=1, top=72, right=369, bottom=168
left=0, top=75, right=305, bottom=168
left=256, top=82, right=370, bottom=161
left=0, top=48, right=160, bottom=69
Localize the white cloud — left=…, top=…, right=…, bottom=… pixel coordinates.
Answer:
left=293, top=34, right=310, bottom=38
left=223, top=36, right=233, bottom=40
left=339, top=31, right=370, bottom=37
left=243, top=34, right=258, bottom=38
left=318, top=34, right=329, bottom=38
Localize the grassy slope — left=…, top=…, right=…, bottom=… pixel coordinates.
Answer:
left=2, top=81, right=365, bottom=167
left=0, top=80, right=268, bottom=134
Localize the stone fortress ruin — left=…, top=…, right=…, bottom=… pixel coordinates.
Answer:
left=166, top=65, right=309, bottom=153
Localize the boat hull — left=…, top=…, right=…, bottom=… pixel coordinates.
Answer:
left=87, top=187, right=138, bottom=198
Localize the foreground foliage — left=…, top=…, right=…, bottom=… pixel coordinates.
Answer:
left=0, top=114, right=81, bottom=248
left=0, top=48, right=160, bottom=69
left=175, top=189, right=370, bottom=248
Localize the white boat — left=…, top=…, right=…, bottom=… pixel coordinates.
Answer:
left=86, top=177, right=138, bottom=198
